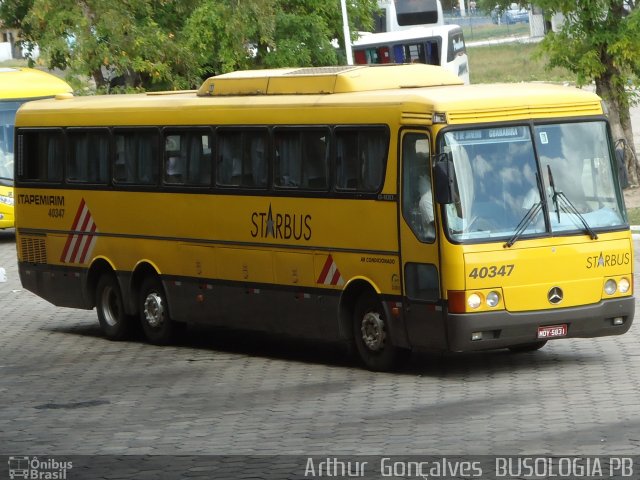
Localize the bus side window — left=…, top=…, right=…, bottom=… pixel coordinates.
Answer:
left=186, top=133, right=212, bottom=186
left=19, top=130, right=63, bottom=183
left=164, top=134, right=186, bottom=184
left=68, top=130, right=109, bottom=184
left=393, top=44, right=404, bottom=63
left=302, top=130, right=329, bottom=189
left=425, top=40, right=440, bottom=66
left=217, top=129, right=267, bottom=188
left=274, top=128, right=329, bottom=190
left=336, top=131, right=359, bottom=190
left=335, top=128, right=387, bottom=192
left=114, top=130, right=158, bottom=185
left=403, top=43, right=425, bottom=63
left=249, top=134, right=267, bottom=187
left=137, top=132, right=158, bottom=184
left=274, top=130, right=301, bottom=188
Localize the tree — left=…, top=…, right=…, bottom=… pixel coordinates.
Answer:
left=0, top=0, right=379, bottom=91
left=181, top=0, right=379, bottom=76
left=0, top=0, right=199, bottom=90
left=477, top=0, right=640, bottom=184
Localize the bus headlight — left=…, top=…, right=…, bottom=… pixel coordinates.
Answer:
left=0, top=195, right=14, bottom=206
left=486, top=291, right=501, bottom=307
left=467, top=293, right=482, bottom=309
left=619, top=277, right=630, bottom=294
left=604, top=279, right=617, bottom=295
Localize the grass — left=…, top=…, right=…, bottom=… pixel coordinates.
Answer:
left=467, top=42, right=574, bottom=84
left=627, top=207, right=640, bottom=224
left=461, top=21, right=530, bottom=42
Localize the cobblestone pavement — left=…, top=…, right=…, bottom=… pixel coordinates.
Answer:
left=1, top=228, right=640, bottom=460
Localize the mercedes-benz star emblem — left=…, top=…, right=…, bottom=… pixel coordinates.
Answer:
left=548, top=286, right=563, bottom=304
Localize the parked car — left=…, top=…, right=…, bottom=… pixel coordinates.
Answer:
left=491, top=4, right=530, bottom=24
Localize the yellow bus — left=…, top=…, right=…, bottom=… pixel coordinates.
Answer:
left=0, top=67, right=72, bottom=230
left=14, top=64, right=634, bottom=370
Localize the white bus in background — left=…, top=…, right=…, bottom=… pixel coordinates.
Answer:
left=352, top=25, right=470, bottom=84
left=374, top=0, right=444, bottom=32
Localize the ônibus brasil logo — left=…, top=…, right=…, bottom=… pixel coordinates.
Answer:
left=8, top=456, right=73, bottom=479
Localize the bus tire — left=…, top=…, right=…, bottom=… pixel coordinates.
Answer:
left=508, top=340, right=547, bottom=353
left=139, top=276, right=178, bottom=345
left=96, top=273, right=135, bottom=341
left=352, top=292, right=408, bottom=371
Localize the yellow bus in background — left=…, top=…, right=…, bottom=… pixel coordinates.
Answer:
left=14, top=65, right=634, bottom=370
left=0, top=67, right=72, bottom=229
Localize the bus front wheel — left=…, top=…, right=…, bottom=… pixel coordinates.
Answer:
left=96, top=273, right=135, bottom=341
left=352, top=293, right=408, bottom=371
left=139, top=277, right=178, bottom=345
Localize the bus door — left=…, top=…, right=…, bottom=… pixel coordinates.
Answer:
left=398, top=130, right=447, bottom=350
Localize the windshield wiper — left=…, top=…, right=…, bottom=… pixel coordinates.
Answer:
left=547, top=165, right=598, bottom=240
left=504, top=201, right=542, bottom=248
left=504, top=172, right=544, bottom=248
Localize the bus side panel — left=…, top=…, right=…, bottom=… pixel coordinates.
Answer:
left=18, top=262, right=92, bottom=309
left=163, top=276, right=341, bottom=341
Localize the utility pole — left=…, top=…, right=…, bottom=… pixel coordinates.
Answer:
left=340, top=0, right=354, bottom=65
left=458, top=0, right=466, bottom=16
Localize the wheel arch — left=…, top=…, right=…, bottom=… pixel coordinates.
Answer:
left=128, top=260, right=162, bottom=315
left=339, top=276, right=410, bottom=348
left=86, top=257, right=118, bottom=308
left=338, top=277, right=381, bottom=341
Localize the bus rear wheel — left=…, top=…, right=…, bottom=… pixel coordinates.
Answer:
left=96, top=273, right=135, bottom=341
left=352, top=293, right=408, bottom=371
left=139, top=276, right=179, bottom=345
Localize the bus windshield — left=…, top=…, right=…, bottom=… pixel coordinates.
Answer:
left=0, top=101, right=20, bottom=184
left=441, top=121, right=626, bottom=243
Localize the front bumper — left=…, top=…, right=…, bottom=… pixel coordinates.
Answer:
left=446, top=296, right=635, bottom=352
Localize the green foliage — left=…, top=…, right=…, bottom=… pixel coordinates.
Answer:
left=0, top=0, right=378, bottom=92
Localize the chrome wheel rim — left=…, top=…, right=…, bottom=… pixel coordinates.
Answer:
left=360, top=311, right=386, bottom=351
left=101, top=285, right=119, bottom=327
left=143, top=292, right=165, bottom=328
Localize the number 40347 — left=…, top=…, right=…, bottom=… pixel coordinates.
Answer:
left=48, top=208, right=65, bottom=218
left=468, top=264, right=514, bottom=279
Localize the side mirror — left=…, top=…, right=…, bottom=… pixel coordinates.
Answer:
left=433, top=151, right=455, bottom=204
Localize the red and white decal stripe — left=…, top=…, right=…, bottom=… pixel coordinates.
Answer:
left=316, top=255, right=345, bottom=286
left=60, top=199, right=98, bottom=264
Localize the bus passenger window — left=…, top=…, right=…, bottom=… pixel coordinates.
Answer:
left=18, top=130, right=63, bottom=183
left=274, top=128, right=329, bottom=190
left=424, top=40, right=440, bottom=66
left=365, top=48, right=379, bottom=64
left=68, top=130, right=109, bottom=184
left=335, top=128, right=387, bottom=192
left=303, top=131, right=329, bottom=189
left=335, top=131, right=359, bottom=190
left=164, top=134, right=186, bottom=184
left=403, top=43, right=425, bottom=63
left=186, top=134, right=212, bottom=186
left=113, top=130, right=158, bottom=185
left=275, top=131, right=301, bottom=187
left=217, top=129, right=267, bottom=188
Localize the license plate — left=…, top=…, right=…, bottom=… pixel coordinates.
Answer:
left=537, top=324, right=567, bottom=339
